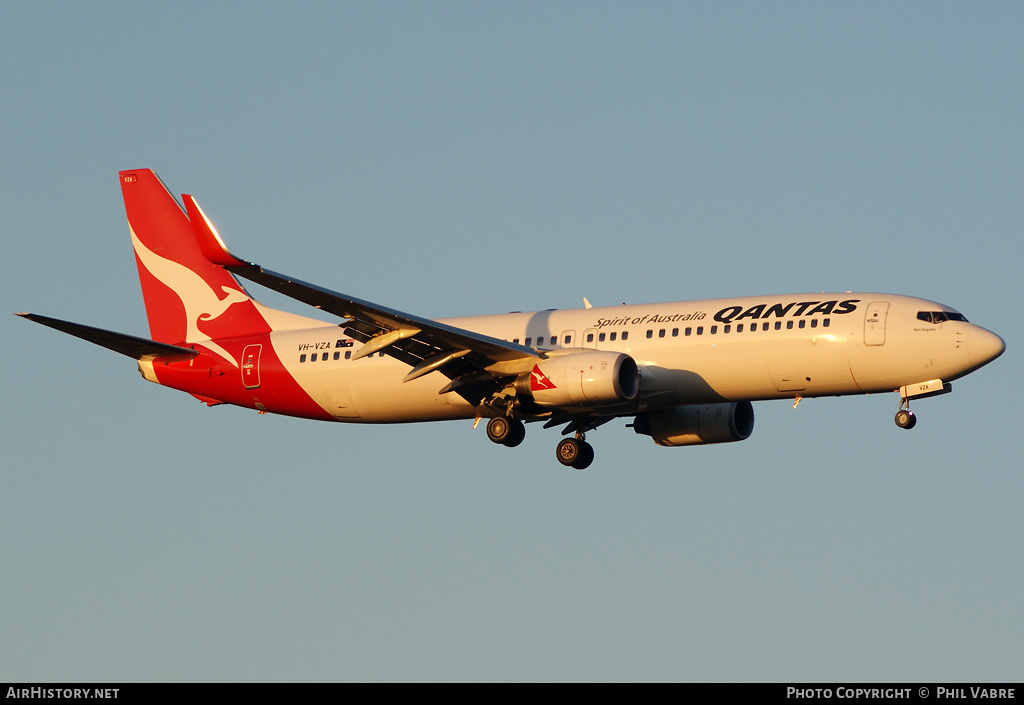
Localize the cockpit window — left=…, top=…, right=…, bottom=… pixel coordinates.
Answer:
left=917, top=311, right=968, bottom=324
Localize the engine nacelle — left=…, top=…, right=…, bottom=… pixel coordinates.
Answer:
left=516, top=351, right=639, bottom=407
left=632, top=401, right=754, bottom=447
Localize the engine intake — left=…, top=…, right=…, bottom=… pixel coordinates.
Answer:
left=516, top=351, right=639, bottom=407
left=633, top=401, right=754, bottom=447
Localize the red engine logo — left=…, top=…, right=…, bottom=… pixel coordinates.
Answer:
left=530, top=365, right=557, bottom=391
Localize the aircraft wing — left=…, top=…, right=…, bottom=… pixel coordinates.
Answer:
left=183, top=195, right=541, bottom=402
left=16, top=313, right=199, bottom=362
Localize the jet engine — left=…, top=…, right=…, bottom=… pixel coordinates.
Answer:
left=516, top=351, right=639, bottom=407
left=632, top=401, right=754, bottom=447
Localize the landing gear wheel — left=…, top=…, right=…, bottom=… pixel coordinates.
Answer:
left=556, top=438, right=594, bottom=470
left=487, top=417, right=526, bottom=447
left=574, top=441, right=595, bottom=470
left=894, top=409, right=917, bottom=429
left=486, top=417, right=510, bottom=444
left=503, top=419, right=525, bottom=447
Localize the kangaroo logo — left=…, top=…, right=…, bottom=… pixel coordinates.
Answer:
left=530, top=365, right=557, bottom=392
left=131, top=228, right=251, bottom=366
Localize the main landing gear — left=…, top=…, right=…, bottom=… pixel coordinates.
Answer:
left=556, top=435, right=594, bottom=470
left=485, top=415, right=596, bottom=469
left=486, top=416, right=526, bottom=447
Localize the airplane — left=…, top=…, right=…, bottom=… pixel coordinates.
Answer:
left=17, top=169, right=1006, bottom=469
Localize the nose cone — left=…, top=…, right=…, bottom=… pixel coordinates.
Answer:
left=968, top=325, right=1006, bottom=368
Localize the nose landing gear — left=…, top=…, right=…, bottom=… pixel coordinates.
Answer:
left=894, top=400, right=917, bottom=430
left=894, top=379, right=953, bottom=430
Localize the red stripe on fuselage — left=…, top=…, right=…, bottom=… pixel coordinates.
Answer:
left=151, top=333, right=335, bottom=421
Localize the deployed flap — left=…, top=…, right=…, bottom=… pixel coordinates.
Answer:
left=16, top=313, right=199, bottom=361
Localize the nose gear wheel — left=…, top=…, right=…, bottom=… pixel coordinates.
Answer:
left=895, top=399, right=917, bottom=430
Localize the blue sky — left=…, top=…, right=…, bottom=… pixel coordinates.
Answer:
left=2, top=2, right=1021, bottom=681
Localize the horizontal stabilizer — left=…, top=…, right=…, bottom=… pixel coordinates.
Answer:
left=16, top=313, right=199, bottom=361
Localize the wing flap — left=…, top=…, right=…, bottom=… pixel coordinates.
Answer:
left=351, top=326, right=422, bottom=361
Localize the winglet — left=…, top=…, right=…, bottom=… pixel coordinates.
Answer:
left=182, top=194, right=248, bottom=267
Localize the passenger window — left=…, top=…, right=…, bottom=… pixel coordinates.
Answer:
left=525, top=337, right=532, bottom=346
left=810, top=319, right=818, bottom=328
left=672, top=328, right=679, bottom=337
left=300, top=354, right=307, bottom=363
left=345, top=351, right=352, bottom=359
left=823, top=319, right=830, bottom=328
left=622, top=331, right=629, bottom=340
left=685, top=327, right=692, bottom=336
left=609, top=332, right=617, bottom=341
left=696, top=326, right=704, bottom=335
left=659, top=329, right=666, bottom=338
left=564, top=335, right=572, bottom=345
left=586, top=333, right=593, bottom=343
left=311, top=353, right=318, bottom=361
left=787, top=321, right=794, bottom=330
left=710, top=325, right=718, bottom=334
left=737, top=324, right=744, bottom=332
left=513, top=338, right=520, bottom=344
left=646, top=330, right=653, bottom=339
left=798, top=320, right=806, bottom=329
left=599, top=332, right=606, bottom=342
left=724, top=325, right=731, bottom=334
left=775, top=321, right=782, bottom=330
left=334, top=352, right=340, bottom=360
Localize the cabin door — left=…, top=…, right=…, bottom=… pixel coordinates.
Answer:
left=864, top=302, right=889, bottom=346
left=241, top=344, right=262, bottom=389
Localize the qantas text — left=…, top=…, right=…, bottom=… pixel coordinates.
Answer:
left=593, top=300, right=859, bottom=330
left=714, top=299, right=860, bottom=324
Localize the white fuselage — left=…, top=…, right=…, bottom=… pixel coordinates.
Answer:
left=260, top=293, right=1003, bottom=423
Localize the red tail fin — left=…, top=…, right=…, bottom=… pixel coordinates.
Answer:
left=119, top=170, right=270, bottom=346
